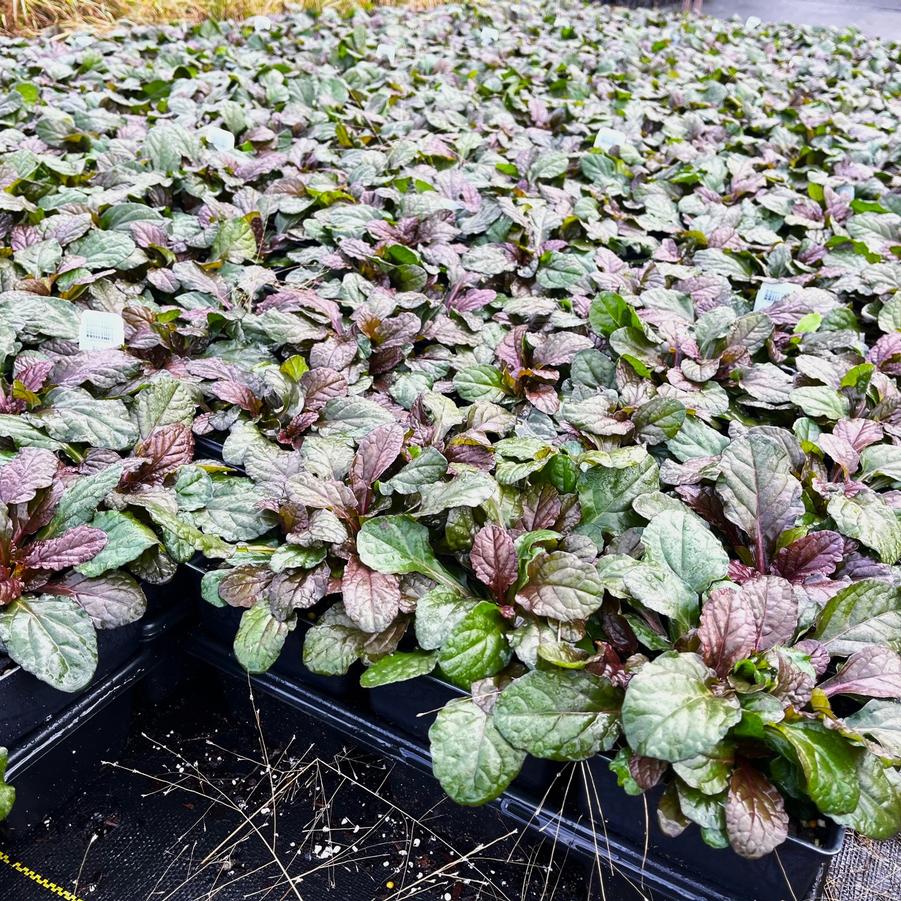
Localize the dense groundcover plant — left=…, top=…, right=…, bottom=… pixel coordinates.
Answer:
left=0, top=0, right=900, bottom=852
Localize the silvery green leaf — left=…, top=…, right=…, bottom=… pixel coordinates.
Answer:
left=494, top=670, right=622, bottom=761
left=133, top=375, right=199, bottom=438
left=622, top=652, right=741, bottom=762
left=578, top=452, right=659, bottom=538
left=828, top=488, right=901, bottom=564
left=815, top=579, right=901, bottom=657
left=234, top=602, right=291, bottom=674
left=76, top=510, right=159, bottom=577
left=416, top=471, right=497, bottom=516
left=36, top=388, right=138, bottom=450
left=381, top=448, right=448, bottom=495
left=414, top=586, right=477, bottom=651
left=429, top=698, right=525, bottom=805
left=193, top=476, right=278, bottom=542
left=0, top=595, right=97, bottom=692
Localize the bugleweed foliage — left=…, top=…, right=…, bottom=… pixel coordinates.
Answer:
left=0, top=0, right=900, bottom=854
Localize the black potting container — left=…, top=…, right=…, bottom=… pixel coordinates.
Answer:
left=0, top=622, right=142, bottom=749
left=186, top=629, right=842, bottom=901
left=138, top=570, right=196, bottom=703
left=2, top=648, right=162, bottom=833
left=194, top=434, right=234, bottom=467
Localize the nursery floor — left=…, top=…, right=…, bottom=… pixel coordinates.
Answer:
left=704, top=0, right=901, bottom=39
left=0, top=668, right=611, bottom=901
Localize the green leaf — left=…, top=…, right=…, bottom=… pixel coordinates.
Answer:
left=133, top=375, right=198, bottom=438
left=438, top=601, right=511, bottom=689
left=621, top=652, right=742, bottom=762
left=37, top=388, right=138, bottom=450
left=815, top=579, right=901, bottom=656
left=0, top=747, right=14, bottom=822
left=589, top=292, right=639, bottom=336
left=211, top=215, right=258, bottom=263
left=143, top=502, right=234, bottom=559
left=453, top=365, right=507, bottom=403
left=358, top=515, right=460, bottom=589
left=76, top=510, right=159, bottom=577
left=578, top=452, right=659, bottom=537
left=790, top=387, right=850, bottom=421
left=830, top=753, right=901, bottom=839
left=43, top=464, right=125, bottom=537
left=414, top=587, right=476, bottom=651
left=768, top=721, right=859, bottom=815
left=360, top=650, right=438, bottom=688
left=233, top=603, right=291, bottom=674
left=0, top=595, right=97, bottom=692
left=494, top=669, right=622, bottom=761
left=429, top=698, right=526, bottom=805
left=828, top=489, right=901, bottom=564
left=633, top=397, right=686, bottom=444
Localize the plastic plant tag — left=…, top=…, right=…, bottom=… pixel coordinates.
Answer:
left=198, top=126, right=235, bottom=152
left=78, top=310, right=125, bottom=351
left=595, top=127, right=628, bottom=151
left=754, top=282, right=797, bottom=311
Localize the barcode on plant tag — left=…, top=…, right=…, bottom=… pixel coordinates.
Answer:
left=754, top=282, right=797, bottom=311
left=78, top=310, right=124, bottom=351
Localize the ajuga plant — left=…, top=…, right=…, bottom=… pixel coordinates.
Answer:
left=0, top=0, right=899, bottom=850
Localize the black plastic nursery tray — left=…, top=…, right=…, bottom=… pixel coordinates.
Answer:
left=0, top=623, right=141, bottom=750
left=188, top=605, right=843, bottom=901
left=2, top=648, right=162, bottom=833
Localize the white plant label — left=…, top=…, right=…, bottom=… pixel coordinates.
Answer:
left=78, top=310, right=125, bottom=351
left=595, top=127, right=628, bottom=151
left=754, top=282, right=797, bottom=311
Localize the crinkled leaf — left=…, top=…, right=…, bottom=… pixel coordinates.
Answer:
left=622, top=652, right=742, bottom=762
left=0, top=594, right=97, bottom=691
left=429, top=698, right=526, bottom=805
left=494, top=669, right=622, bottom=761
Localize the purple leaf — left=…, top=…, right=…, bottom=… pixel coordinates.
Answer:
left=342, top=554, right=401, bottom=633
left=25, top=526, right=108, bottom=571
left=738, top=575, right=799, bottom=651
left=0, top=448, right=58, bottom=505
left=268, top=563, right=330, bottom=619
left=698, top=586, right=757, bottom=676
left=470, top=524, right=517, bottom=601
left=773, top=531, right=844, bottom=581
left=349, top=423, right=406, bottom=513
left=717, top=434, right=803, bottom=572
left=46, top=570, right=147, bottom=628
left=725, top=763, right=789, bottom=859
left=219, top=566, right=274, bottom=608
left=833, top=419, right=884, bottom=452
left=821, top=647, right=901, bottom=699
left=134, top=424, right=195, bottom=480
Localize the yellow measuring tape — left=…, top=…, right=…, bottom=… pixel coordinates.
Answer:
left=0, top=849, right=85, bottom=901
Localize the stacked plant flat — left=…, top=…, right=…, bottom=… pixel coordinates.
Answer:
left=0, top=0, right=900, bottom=859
